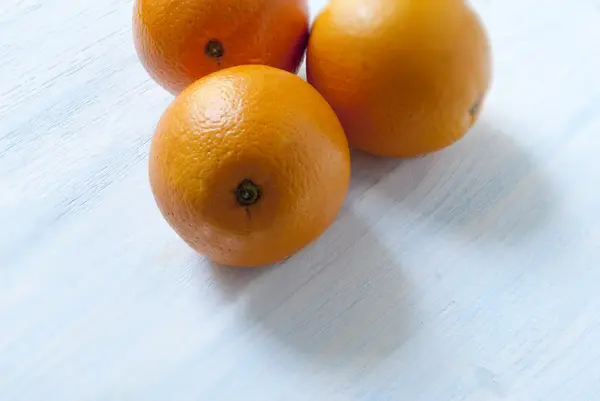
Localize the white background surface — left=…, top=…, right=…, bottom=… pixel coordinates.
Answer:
left=2, top=0, right=600, bottom=399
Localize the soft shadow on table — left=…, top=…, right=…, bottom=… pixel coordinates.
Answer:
left=209, top=210, right=419, bottom=370
left=205, top=118, right=554, bottom=371
left=209, top=261, right=276, bottom=303
left=346, top=149, right=405, bottom=199
left=377, top=119, right=555, bottom=246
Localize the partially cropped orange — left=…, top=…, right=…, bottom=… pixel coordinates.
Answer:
left=133, top=0, right=309, bottom=94
left=149, top=65, right=350, bottom=267
left=307, top=0, right=492, bottom=157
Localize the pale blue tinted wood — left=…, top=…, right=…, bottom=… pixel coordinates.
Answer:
left=2, top=0, right=600, bottom=400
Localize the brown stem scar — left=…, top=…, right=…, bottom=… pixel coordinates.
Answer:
left=205, top=39, right=224, bottom=59
left=235, top=179, right=261, bottom=207
left=470, top=96, right=483, bottom=117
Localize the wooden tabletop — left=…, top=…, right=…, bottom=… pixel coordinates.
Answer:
left=2, top=0, right=600, bottom=399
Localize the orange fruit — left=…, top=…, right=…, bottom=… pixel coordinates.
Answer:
left=306, top=0, right=492, bottom=157
left=133, top=0, right=309, bottom=94
left=149, top=65, right=351, bottom=267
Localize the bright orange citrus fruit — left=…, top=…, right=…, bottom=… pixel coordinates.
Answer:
left=306, top=0, right=492, bottom=157
left=133, top=0, right=310, bottom=94
left=149, top=65, right=351, bottom=267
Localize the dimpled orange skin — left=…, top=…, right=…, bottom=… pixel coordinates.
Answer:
left=149, top=65, right=351, bottom=267
left=133, top=0, right=309, bottom=94
left=306, top=0, right=492, bottom=157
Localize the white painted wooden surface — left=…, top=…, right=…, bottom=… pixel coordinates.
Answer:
left=2, top=0, right=600, bottom=399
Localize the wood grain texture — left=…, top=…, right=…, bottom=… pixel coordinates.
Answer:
left=2, top=0, right=600, bottom=399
